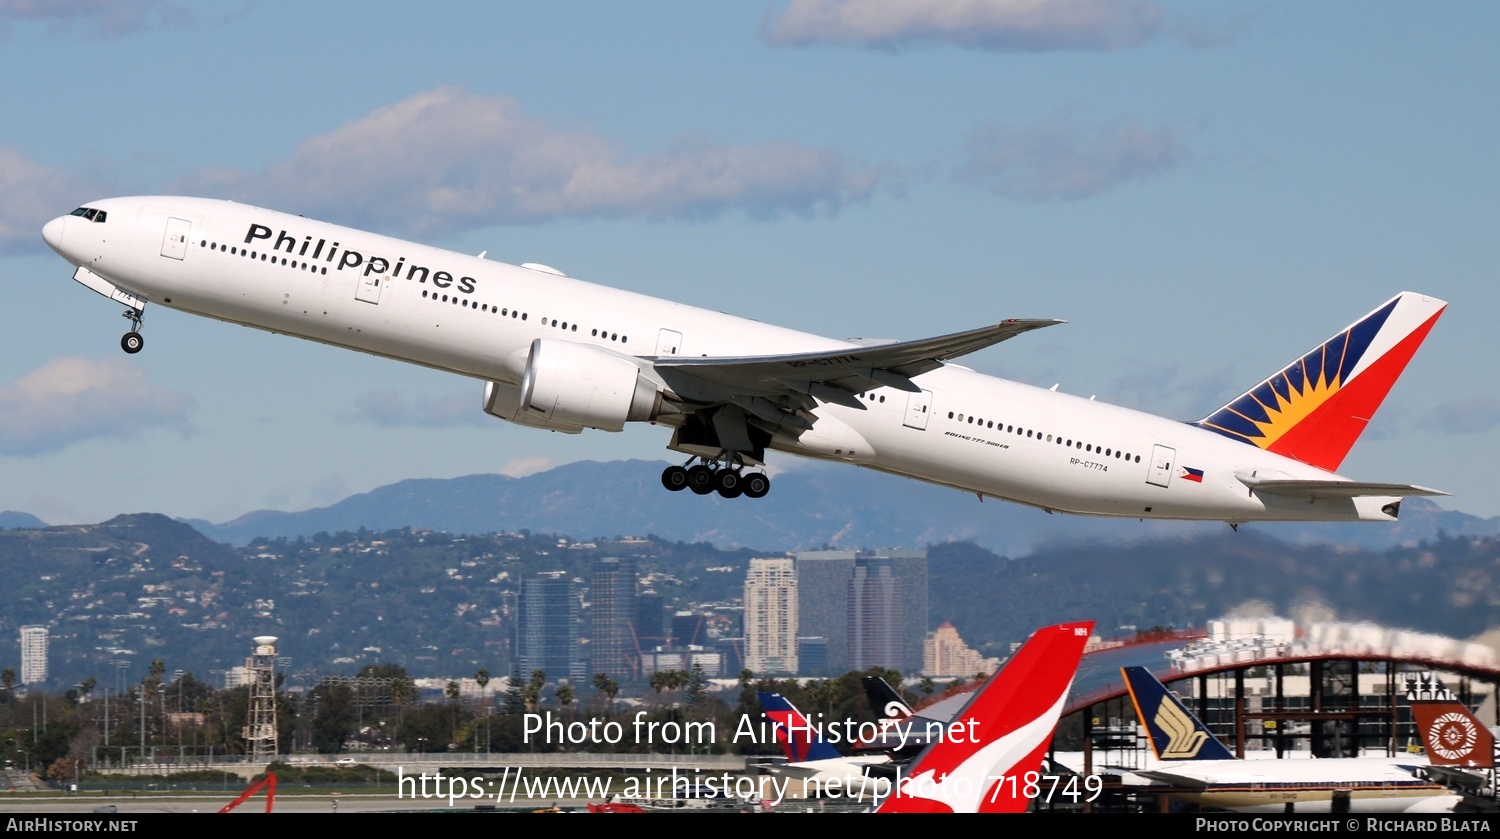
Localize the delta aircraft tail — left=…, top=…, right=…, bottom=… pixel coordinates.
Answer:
left=1194, top=291, right=1446, bottom=472
left=759, top=691, right=847, bottom=763
left=876, top=620, right=1094, bottom=814
left=1407, top=673, right=1496, bottom=769
left=1121, top=666, right=1237, bottom=761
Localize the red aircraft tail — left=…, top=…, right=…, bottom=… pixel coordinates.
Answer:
left=876, top=621, right=1094, bottom=813
left=1408, top=673, right=1495, bottom=768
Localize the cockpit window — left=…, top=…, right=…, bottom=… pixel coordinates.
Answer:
left=70, top=207, right=89, bottom=217
left=68, top=207, right=106, bottom=223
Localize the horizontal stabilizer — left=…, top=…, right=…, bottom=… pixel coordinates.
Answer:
left=1131, top=769, right=1214, bottom=788
left=1236, top=476, right=1449, bottom=499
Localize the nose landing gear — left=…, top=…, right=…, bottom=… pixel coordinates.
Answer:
left=120, top=306, right=145, bottom=354
left=660, top=455, right=770, bottom=499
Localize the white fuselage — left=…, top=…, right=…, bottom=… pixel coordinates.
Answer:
left=43, top=196, right=1399, bottom=523
left=1129, top=756, right=1459, bottom=814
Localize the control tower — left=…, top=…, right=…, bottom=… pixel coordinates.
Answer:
left=243, top=635, right=279, bottom=760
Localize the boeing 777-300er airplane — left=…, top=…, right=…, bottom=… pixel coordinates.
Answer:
left=41, top=198, right=1448, bottom=522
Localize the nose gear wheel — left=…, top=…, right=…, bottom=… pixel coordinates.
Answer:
left=120, top=306, right=145, bottom=354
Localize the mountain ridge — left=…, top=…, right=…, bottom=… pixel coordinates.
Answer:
left=176, top=459, right=1500, bottom=554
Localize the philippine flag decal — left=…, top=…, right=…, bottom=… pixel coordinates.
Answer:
left=1180, top=466, right=1204, bottom=483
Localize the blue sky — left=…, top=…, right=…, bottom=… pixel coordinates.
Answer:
left=1, top=1, right=1496, bottom=525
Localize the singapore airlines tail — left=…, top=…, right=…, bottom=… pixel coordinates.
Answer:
left=1194, top=291, right=1447, bottom=472
left=876, top=621, right=1093, bottom=814
left=1121, top=666, right=1238, bottom=761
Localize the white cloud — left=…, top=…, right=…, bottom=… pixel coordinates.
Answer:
left=0, top=0, right=192, bottom=38
left=956, top=113, right=1187, bottom=200
left=0, top=356, right=194, bottom=455
left=0, top=145, right=90, bottom=255
left=764, top=0, right=1166, bottom=52
left=177, top=88, right=885, bottom=236
left=346, top=389, right=489, bottom=429
left=499, top=457, right=554, bottom=479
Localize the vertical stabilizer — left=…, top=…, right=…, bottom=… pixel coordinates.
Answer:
left=1407, top=673, right=1496, bottom=769
left=863, top=675, right=914, bottom=721
left=877, top=621, right=1093, bottom=813
left=759, top=691, right=847, bottom=763
left=1194, top=291, right=1446, bottom=471
left=1122, top=666, right=1238, bottom=761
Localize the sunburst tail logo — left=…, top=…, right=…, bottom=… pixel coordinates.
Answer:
left=1194, top=292, right=1446, bottom=471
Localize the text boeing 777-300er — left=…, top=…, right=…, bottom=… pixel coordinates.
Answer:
left=41, top=197, right=1448, bottom=523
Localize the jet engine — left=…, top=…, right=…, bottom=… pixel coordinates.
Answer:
left=484, top=338, right=662, bottom=432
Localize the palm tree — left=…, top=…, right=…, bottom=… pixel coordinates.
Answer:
left=555, top=684, right=573, bottom=715
left=523, top=670, right=546, bottom=713
left=592, top=673, right=618, bottom=713
left=1, top=668, right=14, bottom=694
left=736, top=669, right=755, bottom=714
left=474, top=668, right=490, bottom=714
left=445, top=680, right=462, bottom=745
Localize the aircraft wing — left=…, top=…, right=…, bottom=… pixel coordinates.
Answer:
left=1236, top=477, right=1449, bottom=498
left=652, top=319, right=1061, bottom=414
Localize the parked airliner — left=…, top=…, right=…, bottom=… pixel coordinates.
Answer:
left=41, top=197, right=1447, bottom=522
left=1122, top=666, right=1461, bottom=813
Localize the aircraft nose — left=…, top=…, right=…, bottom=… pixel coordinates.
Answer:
left=41, top=216, right=66, bottom=254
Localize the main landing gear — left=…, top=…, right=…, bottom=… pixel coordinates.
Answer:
left=661, top=456, right=770, bottom=499
left=120, top=306, right=145, bottom=354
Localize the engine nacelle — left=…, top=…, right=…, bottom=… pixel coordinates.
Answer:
left=485, top=339, right=662, bottom=432
left=484, top=380, right=581, bottom=433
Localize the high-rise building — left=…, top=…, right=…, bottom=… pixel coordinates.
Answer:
left=793, top=552, right=855, bottom=672
left=744, top=558, right=798, bottom=674
left=636, top=593, right=669, bottom=650
left=589, top=557, right=639, bottom=681
left=19, top=626, right=47, bottom=686
left=849, top=561, right=903, bottom=671
left=923, top=622, right=1000, bottom=677
left=517, top=572, right=585, bottom=683
left=797, top=637, right=829, bottom=676
left=794, top=549, right=927, bottom=674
